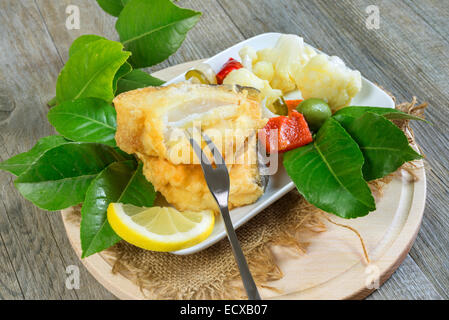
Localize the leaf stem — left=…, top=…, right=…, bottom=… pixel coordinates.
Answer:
left=47, top=96, right=58, bottom=107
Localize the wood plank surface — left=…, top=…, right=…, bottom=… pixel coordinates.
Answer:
left=0, top=0, right=74, bottom=299
left=0, top=0, right=116, bottom=300
left=0, top=0, right=447, bottom=299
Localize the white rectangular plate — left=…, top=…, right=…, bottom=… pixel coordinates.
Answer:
left=166, top=32, right=394, bottom=255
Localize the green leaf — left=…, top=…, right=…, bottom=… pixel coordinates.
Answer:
left=113, top=147, right=136, bottom=161
left=81, top=161, right=156, bottom=257
left=14, top=143, right=127, bottom=210
left=68, top=35, right=133, bottom=96
left=68, top=34, right=106, bottom=57
left=116, top=0, right=201, bottom=68
left=116, top=69, right=164, bottom=94
left=96, top=0, right=130, bottom=17
left=119, top=162, right=156, bottom=206
left=283, top=118, right=375, bottom=219
left=80, top=161, right=134, bottom=258
left=333, top=106, right=426, bottom=128
left=47, top=98, right=117, bottom=146
left=113, top=62, right=133, bottom=94
left=0, top=135, right=69, bottom=176
left=48, top=35, right=107, bottom=107
left=339, top=112, right=422, bottom=181
left=56, top=39, right=131, bottom=104
left=68, top=36, right=133, bottom=98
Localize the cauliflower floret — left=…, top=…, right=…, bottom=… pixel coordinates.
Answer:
left=223, top=68, right=282, bottom=110
left=223, top=67, right=266, bottom=90
left=239, top=46, right=258, bottom=71
left=271, top=34, right=306, bottom=92
left=303, top=45, right=318, bottom=61
left=252, top=35, right=317, bottom=93
left=226, top=35, right=360, bottom=112
left=257, top=48, right=279, bottom=64
left=253, top=61, right=275, bottom=82
left=294, top=54, right=362, bottom=111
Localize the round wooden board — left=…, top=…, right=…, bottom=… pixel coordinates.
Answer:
left=61, top=61, right=426, bottom=300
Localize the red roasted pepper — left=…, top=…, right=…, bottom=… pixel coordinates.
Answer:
left=261, top=110, right=313, bottom=153
left=216, top=58, right=243, bottom=84
left=285, top=99, right=303, bottom=115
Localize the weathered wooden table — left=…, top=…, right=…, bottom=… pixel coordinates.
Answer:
left=0, top=0, right=447, bottom=300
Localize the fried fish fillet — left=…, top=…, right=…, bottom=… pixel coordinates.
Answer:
left=140, top=154, right=264, bottom=212
left=114, top=83, right=266, bottom=165
left=113, top=83, right=266, bottom=212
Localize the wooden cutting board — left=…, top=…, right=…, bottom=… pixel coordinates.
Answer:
left=61, top=61, right=426, bottom=300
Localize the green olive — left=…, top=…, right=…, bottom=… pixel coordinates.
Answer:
left=296, top=98, right=332, bottom=131
left=271, top=97, right=288, bottom=116
left=185, top=69, right=210, bottom=84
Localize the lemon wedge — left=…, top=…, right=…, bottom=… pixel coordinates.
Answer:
left=107, top=203, right=215, bottom=252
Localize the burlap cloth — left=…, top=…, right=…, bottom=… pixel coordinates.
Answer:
left=67, top=96, right=426, bottom=300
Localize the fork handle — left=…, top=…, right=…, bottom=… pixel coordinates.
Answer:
left=219, top=206, right=261, bottom=300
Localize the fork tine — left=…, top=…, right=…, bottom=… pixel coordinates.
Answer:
left=202, top=134, right=226, bottom=168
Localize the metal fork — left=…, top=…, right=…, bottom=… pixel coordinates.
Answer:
left=188, top=133, right=261, bottom=300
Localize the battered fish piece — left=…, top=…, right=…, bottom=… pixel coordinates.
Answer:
left=114, top=83, right=266, bottom=165
left=140, top=154, right=264, bottom=213
left=114, top=83, right=266, bottom=212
